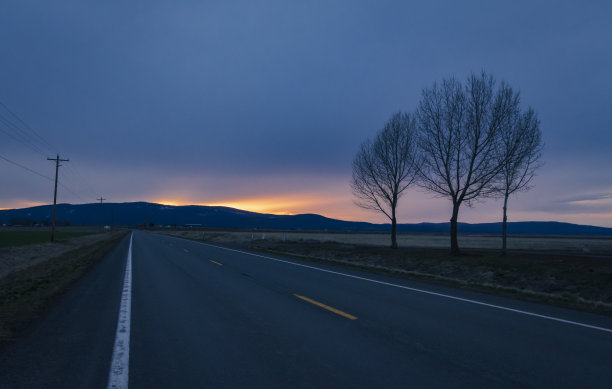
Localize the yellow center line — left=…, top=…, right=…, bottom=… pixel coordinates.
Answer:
left=293, top=294, right=357, bottom=320
left=183, top=249, right=189, bottom=253
left=209, top=260, right=223, bottom=266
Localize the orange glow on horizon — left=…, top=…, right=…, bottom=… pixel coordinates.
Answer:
left=155, top=199, right=183, bottom=207
left=0, top=201, right=47, bottom=210
left=5, top=197, right=612, bottom=228
left=205, top=201, right=297, bottom=215
left=155, top=196, right=326, bottom=216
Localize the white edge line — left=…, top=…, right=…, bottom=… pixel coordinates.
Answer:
left=107, top=233, right=133, bottom=389
left=175, top=237, right=612, bottom=335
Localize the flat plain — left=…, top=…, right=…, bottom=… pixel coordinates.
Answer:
left=0, top=230, right=96, bottom=248
left=161, top=229, right=612, bottom=314
left=164, top=229, right=612, bottom=255
left=0, top=229, right=128, bottom=344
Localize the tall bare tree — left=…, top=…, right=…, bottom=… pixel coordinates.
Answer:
left=351, top=112, right=419, bottom=248
left=416, top=72, right=520, bottom=255
left=495, top=107, right=543, bottom=255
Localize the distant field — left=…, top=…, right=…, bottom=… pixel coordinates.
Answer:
left=159, top=229, right=612, bottom=313
left=164, top=230, right=612, bottom=255
left=0, top=230, right=96, bottom=248
left=0, top=231, right=128, bottom=344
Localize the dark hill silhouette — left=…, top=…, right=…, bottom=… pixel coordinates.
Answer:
left=1, top=202, right=611, bottom=236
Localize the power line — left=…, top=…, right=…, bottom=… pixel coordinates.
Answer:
left=0, top=153, right=52, bottom=180
left=0, top=100, right=95, bottom=204
left=0, top=153, right=89, bottom=203
left=0, top=101, right=106, bottom=207
left=58, top=181, right=88, bottom=203
left=0, top=114, right=48, bottom=156
left=0, top=100, right=56, bottom=153
left=64, top=163, right=99, bottom=198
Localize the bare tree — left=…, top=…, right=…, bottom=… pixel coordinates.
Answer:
left=495, top=107, right=543, bottom=255
left=351, top=112, right=420, bottom=248
left=416, top=72, right=520, bottom=255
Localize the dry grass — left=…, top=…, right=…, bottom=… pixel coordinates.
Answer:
left=0, top=231, right=122, bottom=280
left=0, top=230, right=96, bottom=248
left=163, top=230, right=612, bottom=255
left=160, top=229, right=612, bottom=314
left=0, top=231, right=128, bottom=345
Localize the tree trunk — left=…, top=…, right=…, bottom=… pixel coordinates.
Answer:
left=501, top=192, right=509, bottom=256
left=450, top=201, right=460, bottom=255
left=391, top=208, right=398, bottom=249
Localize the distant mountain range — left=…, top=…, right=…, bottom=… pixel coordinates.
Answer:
left=1, top=201, right=612, bottom=236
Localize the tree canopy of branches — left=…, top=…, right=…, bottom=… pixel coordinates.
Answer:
left=351, top=112, right=419, bottom=248
left=416, top=72, right=521, bottom=255
left=495, top=107, right=543, bottom=254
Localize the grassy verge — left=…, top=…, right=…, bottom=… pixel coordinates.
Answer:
left=254, top=242, right=612, bottom=315
left=161, top=231, right=612, bottom=316
left=160, top=229, right=612, bottom=255
left=0, top=231, right=129, bottom=346
left=0, top=231, right=96, bottom=248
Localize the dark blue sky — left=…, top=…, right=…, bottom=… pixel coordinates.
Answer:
left=1, top=1, right=611, bottom=226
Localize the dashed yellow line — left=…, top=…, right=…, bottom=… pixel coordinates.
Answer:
left=293, top=294, right=357, bottom=320
left=209, top=260, right=223, bottom=266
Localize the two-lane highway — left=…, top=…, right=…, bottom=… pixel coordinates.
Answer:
left=2, top=230, right=612, bottom=388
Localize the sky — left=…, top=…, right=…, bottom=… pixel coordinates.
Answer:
left=1, top=0, right=611, bottom=227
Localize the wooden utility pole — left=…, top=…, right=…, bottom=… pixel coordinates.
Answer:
left=97, top=197, right=106, bottom=231
left=47, top=154, right=69, bottom=242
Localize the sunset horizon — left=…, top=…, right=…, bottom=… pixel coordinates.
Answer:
left=3, top=196, right=612, bottom=229
left=1, top=1, right=610, bottom=230
left=1, top=2, right=612, bottom=385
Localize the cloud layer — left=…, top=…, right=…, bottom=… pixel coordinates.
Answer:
left=1, top=1, right=611, bottom=226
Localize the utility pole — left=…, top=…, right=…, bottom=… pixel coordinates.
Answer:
left=47, top=154, right=69, bottom=242
left=97, top=197, right=106, bottom=231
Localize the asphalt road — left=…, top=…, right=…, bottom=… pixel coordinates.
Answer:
left=2, top=230, right=612, bottom=388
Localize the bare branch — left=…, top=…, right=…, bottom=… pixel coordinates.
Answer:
left=415, top=71, right=526, bottom=254
left=351, top=112, right=420, bottom=248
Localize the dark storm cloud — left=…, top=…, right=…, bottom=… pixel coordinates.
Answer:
left=1, top=0, right=611, bottom=225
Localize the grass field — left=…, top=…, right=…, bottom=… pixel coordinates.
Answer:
left=0, top=230, right=97, bottom=248
left=0, top=231, right=128, bottom=345
left=159, top=229, right=612, bottom=314
left=165, top=230, right=612, bottom=256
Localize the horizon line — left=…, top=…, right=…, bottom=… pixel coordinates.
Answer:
left=1, top=200, right=610, bottom=229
